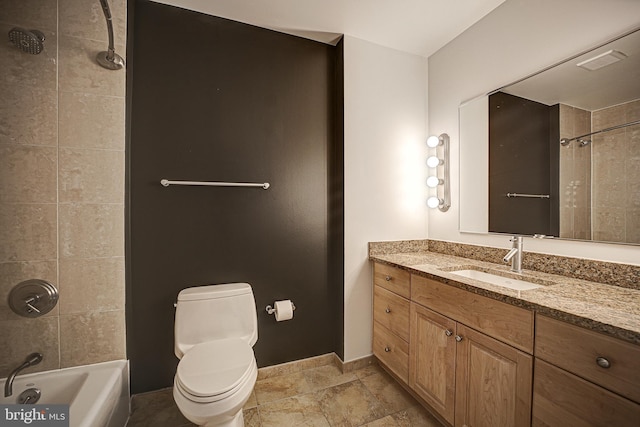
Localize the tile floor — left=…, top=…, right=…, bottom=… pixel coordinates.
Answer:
left=126, top=361, right=445, bottom=427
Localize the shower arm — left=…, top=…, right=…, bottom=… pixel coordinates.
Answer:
left=99, top=0, right=116, bottom=61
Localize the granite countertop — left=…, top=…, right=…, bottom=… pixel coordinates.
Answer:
left=370, top=251, right=640, bottom=346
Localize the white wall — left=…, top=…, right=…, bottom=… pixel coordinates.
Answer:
left=343, top=36, right=427, bottom=361
left=428, top=0, right=640, bottom=265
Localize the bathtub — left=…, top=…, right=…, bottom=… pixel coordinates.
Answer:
left=0, top=360, right=129, bottom=427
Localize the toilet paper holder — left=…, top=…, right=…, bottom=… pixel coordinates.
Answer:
left=265, top=302, right=296, bottom=315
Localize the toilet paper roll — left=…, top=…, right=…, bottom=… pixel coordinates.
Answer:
left=274, top=300, right=294, bottom=321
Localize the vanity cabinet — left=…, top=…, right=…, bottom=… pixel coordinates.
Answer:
left=532, top=315, right=640, bottom=426
left=372, top=263, right=411, bottom=382
left=372, top=263, right=535, bottom=427
left=410, top=287, right=533, bottom=427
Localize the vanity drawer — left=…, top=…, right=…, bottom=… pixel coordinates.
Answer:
left=373, top=285, right=410, bottom=342
left=411, top=275, right=534, bottom=353
left=533, top=359, right=640, bottom=426
left=374, top=262, right=410, bottom=299
left=535, top=314, right=640, bottom=403
left=373, top=322, right=409, bottom=383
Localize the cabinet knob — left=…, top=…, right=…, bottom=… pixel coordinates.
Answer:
left=445, top=329, right=453, bottom=337
left=385, top=275, right=392, bottom=281
left=455, top=335, right=463, bottom=342
left=385, top=307, right=391, bottom=313
left=384, top=346, right=391, bottom=352
left=596, top=356, right=611, bottom=369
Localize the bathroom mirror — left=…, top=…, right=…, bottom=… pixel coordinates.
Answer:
left=459, top=28, right=640, bottom=245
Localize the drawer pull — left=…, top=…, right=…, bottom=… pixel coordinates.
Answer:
left=445, top=329, right=453, bottom=337
left=385, top=275, right=392, bottom=281
left=384, top=346, right=391, bottom=352
left=455, top=335, right=463, bottom=342
left=596, top=356, right=611, bottom=369
left=385, top=307, right=391, bottom=313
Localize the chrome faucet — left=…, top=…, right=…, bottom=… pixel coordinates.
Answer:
left=503, top=236, right=523, bottom=273
left=4, top=353, right=43, bottom=397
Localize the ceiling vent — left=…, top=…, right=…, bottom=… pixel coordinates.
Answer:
left=576, top=49, right=627, bottom=71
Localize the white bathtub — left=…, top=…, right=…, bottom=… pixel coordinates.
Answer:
left=0, top=360, right=129, bottom=427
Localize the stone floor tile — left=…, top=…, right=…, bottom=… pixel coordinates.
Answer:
left=316, top=381, right=386, bottom=427
left=127, top=387, right=191, bottom=427
left=302, top=363, right=358, bottom=392
left=362, top=415, right=400, bottom=427
left=254, top=371, right=312, bottom=404
left=243, top=407, right=261, bottom=427
left=390, top=405, right=444, bottom=427
left=259, top=393, right=330, bottom=427
left=359, top=371, right=416, bottom=414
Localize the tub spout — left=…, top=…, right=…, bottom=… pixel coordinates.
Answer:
left=4, top=353, right=43, bottom=397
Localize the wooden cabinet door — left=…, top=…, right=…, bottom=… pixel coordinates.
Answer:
left=455, top=324, right=533, bottom=427
left=409, top=303, right=457, bottom=425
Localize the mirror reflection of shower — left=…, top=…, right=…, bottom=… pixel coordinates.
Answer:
left=97, top=0, right=125, bottom=70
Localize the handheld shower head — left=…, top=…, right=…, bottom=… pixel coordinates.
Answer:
left=96, top=0, right=124, bottom=70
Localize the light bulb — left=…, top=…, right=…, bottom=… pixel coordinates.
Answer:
left=426, top=135, right=441, bottom=148
left=426, top=176, right=442, bottom=188
left=427, top=196, right=441, bottom=209
left=426, top=156, right=442, bottom=168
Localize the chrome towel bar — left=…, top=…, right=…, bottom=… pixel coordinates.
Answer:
left=160, top=179, right=270, bottom=189
left=506, top=193, right=550, bottom=199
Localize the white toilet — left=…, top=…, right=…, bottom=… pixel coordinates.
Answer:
left=173, top=283, right=258, bottom=427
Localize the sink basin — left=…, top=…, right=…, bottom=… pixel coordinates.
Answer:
left=450, top=269, right=542, bottom=291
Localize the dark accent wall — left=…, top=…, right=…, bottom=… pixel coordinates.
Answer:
left=489, top=92, right=558, bottom=236
left=126, top=0, right=344, bottom=394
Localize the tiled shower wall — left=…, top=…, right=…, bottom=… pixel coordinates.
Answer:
left=592, top=99, right=640, bottom=244
left=559, top=99, right=640, bottom=244
left=559, top=104, right=591, bottom=240
left=0, top=0, right=126, bottom=377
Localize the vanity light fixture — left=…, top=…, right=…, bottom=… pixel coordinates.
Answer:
left=426, top=133, right=450, bottom=212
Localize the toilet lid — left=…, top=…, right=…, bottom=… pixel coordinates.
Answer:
left=176, top=338, right=254, bottom=398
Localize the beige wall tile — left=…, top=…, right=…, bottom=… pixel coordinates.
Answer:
left=592, top=207, right=625, bottom=243
left=59, top=35, right=125, bottom=97
left=0, top=84, right=57, bottom=146
left=0, top=144, right=56, bottom=203
left=59, top=257, right=125, bottom=314
left=59, top=91, right=125, bottom=150
left=59, top=310, right=126, bottom=367
left=0, top=203, right=56, bottom=262
left=626, top=208, right=640, bottom=244
left=59, top=203, right=124, bottom=258
left=59, top=148, right=124, bottom=203
left=0, top=24, right=56, bottom=90
left=0, top=0, right=57, bottom=31
left=626, top=99, right=640, bottom=122
left=593, top=103, right=627, bottom=130
left=59, top=0, right=126, bottom=44
left=0, top=260, right=57, bottom=321
left=0, top=316, right=60, bottom=377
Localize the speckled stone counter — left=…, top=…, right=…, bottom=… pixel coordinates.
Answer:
left=369, top=241, right=640, bottom=346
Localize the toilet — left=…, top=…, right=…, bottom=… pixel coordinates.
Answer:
left=173, top=283, right=258, bottom=427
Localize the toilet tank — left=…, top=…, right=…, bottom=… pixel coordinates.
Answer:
left=174, top=283, right=258, bottom=358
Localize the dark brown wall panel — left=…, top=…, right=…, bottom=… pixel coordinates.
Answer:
left=489, top=92, right=553, bottom=236
left=127, top=0, right=343, bottom=393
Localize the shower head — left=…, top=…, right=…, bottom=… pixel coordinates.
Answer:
left=8, top=27, right=45, bottom=55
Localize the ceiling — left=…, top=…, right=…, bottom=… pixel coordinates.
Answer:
left=502, top=29, right=640, bottom=111
left=150, top=0, right=506, bottom=57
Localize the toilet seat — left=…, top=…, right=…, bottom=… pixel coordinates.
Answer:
left=176, top=338, right=255, bottom=403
